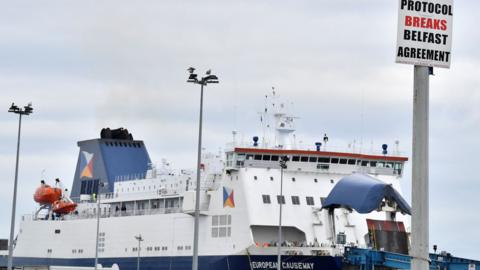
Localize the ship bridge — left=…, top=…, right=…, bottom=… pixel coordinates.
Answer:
left=226, top=147, right=408, bottom=177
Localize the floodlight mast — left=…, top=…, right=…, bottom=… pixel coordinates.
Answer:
left=277, top=156, right=289, bottom=270
left=7, top=103, right=33, bottom=270
left=94, top=182, right=108, bottom=270
left=186, top=68, right=219, bottom=270
left=134, top=234, right=144, bottom=270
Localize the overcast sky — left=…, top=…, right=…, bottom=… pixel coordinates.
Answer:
left=1, top=0, right=479, bottom=260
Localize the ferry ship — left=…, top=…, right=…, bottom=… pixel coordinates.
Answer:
left=0, top=100, right=412, bottom=270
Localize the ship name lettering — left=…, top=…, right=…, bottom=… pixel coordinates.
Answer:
left=250, top=262, right=314, bottom=270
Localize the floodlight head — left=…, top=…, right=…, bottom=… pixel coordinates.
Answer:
left=204, top=74, right=219, bottom=84
left=206, top=69, right=211, bottom=75
left=187, top=67, right=195, bottom=74
left=205, top=74, right=218, bottom=81
left=279, top=155, right=289, bottom=169
left=24, top=103, right=33, bottom=115
left=187, top=73, right=198, bottom=83
left=8, top=103, right=19, bottom=113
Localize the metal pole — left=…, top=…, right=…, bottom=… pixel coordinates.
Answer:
left=192, top=83, right=204, bottom=270
left=411, top=65, right=429, bottom=270
left=277, top=164, right=284, bottom=270
left=7, top=114, right=22, bottom=270
left=94, top=193, right=101, bottom=270
left=137, top=236, right=141, bottom=270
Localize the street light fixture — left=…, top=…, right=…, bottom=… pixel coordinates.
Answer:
left=134, top=234, right=144, bottom=270
left=277, top=156, right=289, bottom=270
left=7, top=102, right=33, bottom=270
left=186, top=67, right=219, bottom=270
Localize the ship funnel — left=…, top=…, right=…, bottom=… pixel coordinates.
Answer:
left=70, top=128, right=151, bottom=200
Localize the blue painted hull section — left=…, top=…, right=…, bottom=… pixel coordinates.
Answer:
left=1, top=255, right=343, bottom=270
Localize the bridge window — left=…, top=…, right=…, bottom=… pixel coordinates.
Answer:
left=306, top=197, right=315, bottom=205
left=318, top=157, right=330, bottom=163
left=320, top=197, right=326, bottom=206
left=271, top=155, right=279, bottom=161
left=300, top=156, right=308, bottom=162
left=348, top=159, right=356, bottom=165
left=262, top=155, right=271, bottom=161
left=309, top=157, right=317, bottom=162
left=361, top=160, right=369, bottom=167
left=394, top=163, right=403, bottom=175
left=292, top=156, right=300, bottom=162
left=262, top=195, right=271, bottom=204
left=339, top=159, right=347, bottom=164
left=331, top=158, right=339, bottom=164
left=291, top=196, right=300, bottom=205
left=254, top=155, right=262, bottom=160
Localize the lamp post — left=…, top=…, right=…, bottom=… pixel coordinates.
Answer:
left=277, top=156, right=289, bottom=270
left=134, top=234, right=144, bottom=270
left=7, top=103, right=33, bottom=270
left=186, top=67, right=219, bottom=270
left=94, top=182, right=107, bottom=270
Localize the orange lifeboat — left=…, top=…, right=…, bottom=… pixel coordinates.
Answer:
left=34, top=185, right=62, bottom=205
left=52, top=200, right=77, bottom=214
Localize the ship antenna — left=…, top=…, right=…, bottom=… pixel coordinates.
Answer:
left=360, top=88, right=365, bottom=153
left=232, top=130, right=237, bottom=146
left=323, top=133, right=329, bottom=150
left=257, top=94, right=269, bottom=148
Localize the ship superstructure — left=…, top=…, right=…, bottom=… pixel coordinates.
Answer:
left=3, top=104, right=411, bottom=270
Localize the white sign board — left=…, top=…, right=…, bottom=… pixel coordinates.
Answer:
left=396, top=0, right=453, bottom=68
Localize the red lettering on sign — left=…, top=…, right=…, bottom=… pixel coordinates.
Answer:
left=441, top=20, right=447, bottom=31
left=405, top=16, right=412, bottom=26
left=404, top=16, right=447, bottom=31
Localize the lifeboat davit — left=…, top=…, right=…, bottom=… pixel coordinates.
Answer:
left=52, top=200, right=77, bottom=214
left=34, top=185, right=62, bottom=205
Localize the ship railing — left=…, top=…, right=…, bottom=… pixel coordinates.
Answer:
left=26, top=207, right=184, bottom=221
left=114, top=173, right=148, bottom=182
left=226, top=141, right=405, bottom=157
left=109, top=207, right=183, bottom=217
left=71, top=207, right=183, bottom=220
left=22, top=214, right=34, bottom=221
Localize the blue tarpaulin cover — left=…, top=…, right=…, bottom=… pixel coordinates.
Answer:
left=322, top=174, right=411, bottom=215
